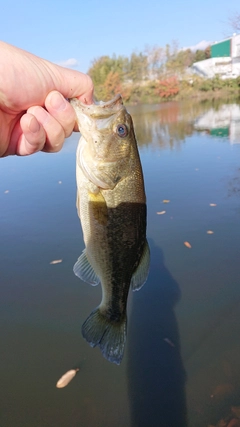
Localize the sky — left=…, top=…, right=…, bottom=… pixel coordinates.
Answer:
left=1, top=0, right=239, bottom=73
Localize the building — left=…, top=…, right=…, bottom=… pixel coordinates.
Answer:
left=194, top=104, right=240, bottom=144
left=191, top=33, right=240, bottom=79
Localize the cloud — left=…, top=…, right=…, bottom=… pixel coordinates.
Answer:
left=55, top=58, right=79, bottom=68
left=183, top=40, right=212, bottom=52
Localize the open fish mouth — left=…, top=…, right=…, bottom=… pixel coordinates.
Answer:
left=70, top=94, right=124, bottom=119
left=96, top=93, right=122, bottom=108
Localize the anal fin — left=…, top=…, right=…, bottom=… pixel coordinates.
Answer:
left=73, top=249, right=100, bottom=286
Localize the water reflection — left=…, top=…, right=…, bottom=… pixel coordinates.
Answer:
left=194, top=103, right=240, bottom=143
left=129, top=102, right=195, bottom=150
left=129, top=99, right=240, bottom=150
left=228, top=167, right=240, bottom=198
left=127, top=239, right=187, bottom=427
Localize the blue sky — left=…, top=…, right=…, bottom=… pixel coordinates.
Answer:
left=1, top=0, right=239, bottom=73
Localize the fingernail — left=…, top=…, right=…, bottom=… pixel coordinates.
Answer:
left=29, top=117, right=40, bottom=133
left=50, top=92, right=67, bottom=111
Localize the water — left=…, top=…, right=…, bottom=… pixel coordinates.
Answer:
left=0, top=99, right=240, bottom=427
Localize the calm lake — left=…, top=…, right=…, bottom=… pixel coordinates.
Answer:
left=0, top=99, right=240, bottom=427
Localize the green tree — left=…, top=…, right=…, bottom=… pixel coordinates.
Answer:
left=204, top=46, right=211, bottom=59
left=128, top=51, right=148, bottom=81
left=163, top=41, right=196, bottom=75
left=194, top=50, right=206, bottom=62
left=88, top=56, right=114, bottom=86
left=88, top=55, right=129, bottom=99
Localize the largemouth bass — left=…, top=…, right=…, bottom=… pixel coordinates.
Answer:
left=70, top=94, right=150, bottom=365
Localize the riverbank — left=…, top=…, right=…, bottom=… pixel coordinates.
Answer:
left=121, top=77, right=240, bottom=105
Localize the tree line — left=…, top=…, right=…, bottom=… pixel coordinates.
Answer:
left=87, top=32, right=240, bottom=103
left=87, top=43, right=211, bottom=102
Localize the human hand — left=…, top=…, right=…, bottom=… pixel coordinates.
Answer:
left=0, top=42, right=94, bottom=157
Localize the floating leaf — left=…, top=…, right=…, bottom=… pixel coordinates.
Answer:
left=209, top=203, right=217, bottom=207
left=56, top=368, right=79, bottom=388
left=163, top=200, right=170, bottom=203
left=156, top=211, right=166, bottom=215
left=207, top=230, right=214, bottom=234
left=50, top=259, right=62, bottom=265
left=184, top=241, right=192, bottom=248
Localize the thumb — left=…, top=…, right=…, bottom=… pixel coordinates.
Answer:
left=48, top=63, right=94, bottom=105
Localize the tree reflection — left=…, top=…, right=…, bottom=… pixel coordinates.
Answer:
left=129, top=99, right=240, bottom=151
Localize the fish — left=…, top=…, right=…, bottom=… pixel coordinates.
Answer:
left=70, top=94, right=150, bottom=365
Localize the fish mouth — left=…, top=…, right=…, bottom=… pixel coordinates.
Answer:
left=70, top=94, right=124, bottom=119
left=96, top=93, right=123, bottom=108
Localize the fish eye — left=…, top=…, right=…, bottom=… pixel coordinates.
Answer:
left=116, top=124, right=128, bottom=138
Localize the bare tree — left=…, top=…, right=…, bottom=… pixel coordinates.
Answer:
left=228, top=11, right=240, bottom=32
left=144, top=45, right=166, bottom=79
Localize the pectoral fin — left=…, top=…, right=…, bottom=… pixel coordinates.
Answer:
left=73, top=249, right=100, bottom=286
left=131, top=240, right=150, bottom=291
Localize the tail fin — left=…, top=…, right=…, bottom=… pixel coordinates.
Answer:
left=82, top=308, right=127, bottom=365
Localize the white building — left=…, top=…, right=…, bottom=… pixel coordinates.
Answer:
left=191, top=34, right=240, bottom=79
left=194, top=104, right=240, bottom=144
